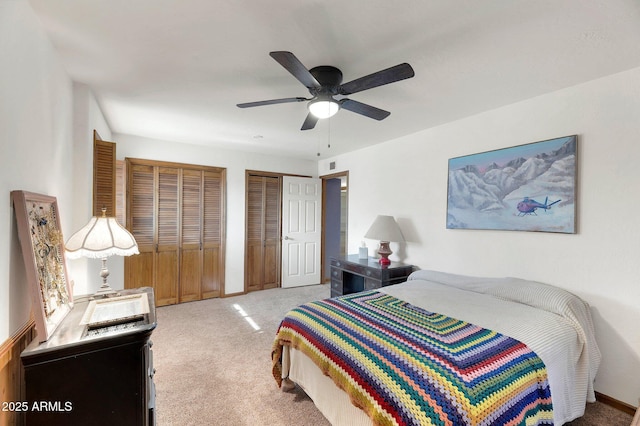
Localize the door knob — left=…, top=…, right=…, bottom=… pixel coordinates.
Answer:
left=284, top=236, right=291, bottom=240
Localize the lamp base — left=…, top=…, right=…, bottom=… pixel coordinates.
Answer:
left=93, top=284, right=119, bottom=299
left=377, top=241, right=392, bottom=266
left=92, top=257, right=119, bottom=298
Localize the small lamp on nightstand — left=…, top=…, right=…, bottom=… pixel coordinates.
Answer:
left=364, top=215, right=405, bottom=266
left=65, top=208, right=139, bottom=298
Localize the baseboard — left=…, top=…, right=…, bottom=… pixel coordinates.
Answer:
left=596, top=391, right=637, bottom=416
left=632, top=405, right=640, bottom=426
left=0, top=319, right=36, bottom=426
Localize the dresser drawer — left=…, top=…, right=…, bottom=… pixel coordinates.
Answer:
left=331, top=278, right=343, bottom=294
left=364, top=278, right=380, bottom=290
left=330, top=267, right=342, bottom=282
left=383, top=265, right=414, bottom=280
left=329, top=255, right=413, bottom=297
left=342, top=262, right=381, bottom=279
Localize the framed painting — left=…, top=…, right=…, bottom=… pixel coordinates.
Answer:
left=11, top=191, right=73, bottom=341
left=447, top=135, right=577, bottom=233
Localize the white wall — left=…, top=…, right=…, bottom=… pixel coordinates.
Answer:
left=319, top=67, right=640, bottom=407
left=0, top=0, right=75, bottom=343
left=114, top=134, right=318, bottom=295
left=66, top=82, right=114, bottom=295
left=1, top=1, right=111, bottom=342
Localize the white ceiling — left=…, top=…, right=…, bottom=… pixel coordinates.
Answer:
left=28, top=0, right=640, bottom=160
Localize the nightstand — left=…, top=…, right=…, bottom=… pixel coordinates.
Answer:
left=330, top=255, right=414, bottom=297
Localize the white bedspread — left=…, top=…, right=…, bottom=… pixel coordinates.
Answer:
left=285, top=270, right=601, bottom=425
left=378, top=270, right=601, bottom=425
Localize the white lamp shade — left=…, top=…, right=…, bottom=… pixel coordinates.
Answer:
left=364, top=215, right=405, bottom=243
left=65, top=215, right=139, bottom=259
left=308, top=99, right=339, bottom=119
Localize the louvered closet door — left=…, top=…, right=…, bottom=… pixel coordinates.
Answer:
left=93, top=139, right=116, bottom=217
left=263, top=177, right=280, bottom=289
left=245, top=175, right=280, bottom=292
left=125, top=164, right=155, bottom=290
left=246, top=176, right=264, bottom=291
left=126, top=159, right=226, bottom=305
left=115, top=160, right=126, bottom=226
left=156, top=167, right=180, bottom=306
left=202, top=170, right=224, bottom=299
left=179, top=169, right=202, bottom=302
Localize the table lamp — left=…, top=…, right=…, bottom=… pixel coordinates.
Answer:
left=65, top=208, right=139, bottom=297
left=364, top=215, right=405, bottom=266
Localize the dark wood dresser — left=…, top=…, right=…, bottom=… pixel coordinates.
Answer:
left=21, top=287, right=157, bottom=426
left=330, top=255, right=414, bottom=297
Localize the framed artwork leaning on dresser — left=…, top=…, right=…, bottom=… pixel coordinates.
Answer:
left=11, top=190, right=74, bottom=342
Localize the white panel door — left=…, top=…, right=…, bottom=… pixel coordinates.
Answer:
left=281, top=176, right=322, bottom=288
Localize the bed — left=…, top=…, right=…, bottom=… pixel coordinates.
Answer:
left=272, top=270, right=601, bottom=425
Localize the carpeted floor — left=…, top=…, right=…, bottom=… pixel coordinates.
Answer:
left=152, top=284, right=633, bottom=425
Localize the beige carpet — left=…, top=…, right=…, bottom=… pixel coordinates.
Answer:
left=152, top=284, right=633, bottom=426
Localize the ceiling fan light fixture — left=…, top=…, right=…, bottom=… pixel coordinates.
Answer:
left=308, top=98, right=339, bottom=119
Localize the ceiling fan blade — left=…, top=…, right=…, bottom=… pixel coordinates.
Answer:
left=301, top=113, right=319, bottom=130
left=339, top=63, right=414, bottom=95
left=339, top=99, right=390, bottom=121
left=237, top=97, right=308, bottom=108
left=269, top=51, right=321, bottom=89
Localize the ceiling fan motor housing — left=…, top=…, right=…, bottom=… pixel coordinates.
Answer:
left=309, top=66, right=343, bottom=96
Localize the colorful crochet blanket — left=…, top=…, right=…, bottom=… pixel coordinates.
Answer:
left=272, top=291, right=553, bottom=426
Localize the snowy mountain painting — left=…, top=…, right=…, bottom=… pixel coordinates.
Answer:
left=447, top=135, right=577, bottom=233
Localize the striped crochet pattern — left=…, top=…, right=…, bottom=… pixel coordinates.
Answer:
left=272, top=291, right=553, bottom=426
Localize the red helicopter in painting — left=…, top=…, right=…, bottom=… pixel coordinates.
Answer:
left=517, top=196, right=561, bottom=216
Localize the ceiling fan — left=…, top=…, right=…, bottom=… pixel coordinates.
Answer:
left=237, top=51, right=415, bottom=130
